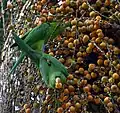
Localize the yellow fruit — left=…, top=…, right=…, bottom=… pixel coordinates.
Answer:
left=104, top=97, right=110, bottom=104
left=68, top=42, right=74, bottom=48
left=86, top=47, right=92, bottom=53
left=66, top=0, right=70, bottom=5
left=69, top=106, right=76, bottom=112
left=100, top=42, right=106, bottom=49
left=97, top=59, right=103, bottom=65
left=88, top=42, right=94, bottom=48
left=71, top=19, right=77, bottom=25
left=104, top=87, right=110, bottom=92
left=55, top=83, right=62, bottom=89
left=24, top=104, right=30, bottom=109
left=114, top=47, right=120, bottom=54
left=112, top=73, right=119, bottom=79
left=95, top=38, right=101, bottom=43
left=117, top=97, right=120, bottom=103
left=89, top=64, right=95, bottom=70
left=56, top=8, right=61, bottom=13
left=83, top=35, right=89, bottom=43
left=73, top=39, right=79, bottom=45
left=81, top=2, right=89, bottom=9
left=79, top=67, right=84, bottom=74
left=97, top=32, right=104, bottom=38
left=77, top=51, right=82, bottom=57
left=91, top=72, right=97, bottom=78
left=118, top=82, right=120, bottom=88
left=57, top=107, right=63, bottom=113
left=111, top=85, right=118, bottom=92
left=66, top=102, right=71, bottom=108
left=75, top=102, right=81, bottom=109
left=101, top=76, right=108, bottom=83
left=96, top=29, right=102, bottom=34
left=104, top=60, right=109, bottom=66
left=96, top=16, right=102, bottom=21
left=108, top=77, right=115, bottom=84
left=107, top=102, right=113, bottom=107
left=89, top=11, right=96, bottom=17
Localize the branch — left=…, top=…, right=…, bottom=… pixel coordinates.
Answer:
left=16, top=0, right=32, bottom=23
left=1, top=0, right=6, bottom=37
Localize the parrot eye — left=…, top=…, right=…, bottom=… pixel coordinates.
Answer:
left=47, top=59, right=51, bottom=66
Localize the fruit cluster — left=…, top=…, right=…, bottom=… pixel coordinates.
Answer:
left=6, top=0, right=120, bottom=113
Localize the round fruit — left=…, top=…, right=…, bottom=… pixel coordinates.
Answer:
left=57, top=107, right=63, bottom=113
left=24, top=104, right=30, bottom=109
left=89, top=64, right=96, bottom=70
left=25, top=108, right=31, bottom=113
left=83, top=86, right=90, bottom=92
left=112, top=73, right=119, bottom=79
left=69, top=106, right=76, bottom=112
left=104, top=97, right=110, bottom=104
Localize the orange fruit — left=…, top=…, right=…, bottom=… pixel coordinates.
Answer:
left=25, top=108, right=31, bottom=113
left=94, top=98, right=100, bottom=104
left=67, top=74, right=74, bottom=80
left=83, top=86, right=90, bottom=92
left=87, top=95, right=93, bottom=101
left=104, top=60, right=109, bottom=66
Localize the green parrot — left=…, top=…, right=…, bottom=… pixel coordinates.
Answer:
left=11, top=32, right=68, bottom=88
left=9, top=21, right=70, bottom=75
